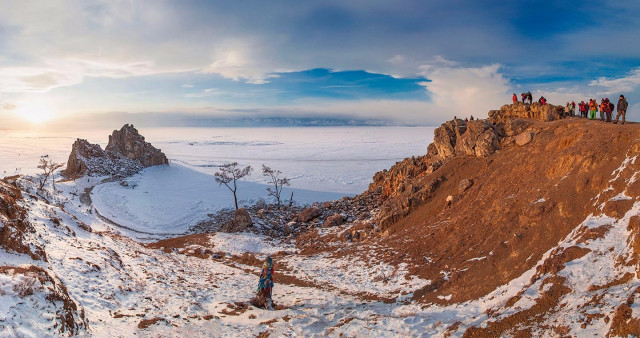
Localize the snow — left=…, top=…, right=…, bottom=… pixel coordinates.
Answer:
left=0, top=126, right=434, bottom=194
left=91, top=162, right=347, bottom=237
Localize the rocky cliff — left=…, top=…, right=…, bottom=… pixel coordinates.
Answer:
left=298, top=102, right=640, bottom=334
left=105, top=124, right=168, bottom=168
left=63, top=124, right=168, bottom=178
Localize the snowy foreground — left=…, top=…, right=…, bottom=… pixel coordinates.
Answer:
left=2, top=151, right=640, bottom=336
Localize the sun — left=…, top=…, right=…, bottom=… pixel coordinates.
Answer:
left=15, top=101, right=56, bottom=124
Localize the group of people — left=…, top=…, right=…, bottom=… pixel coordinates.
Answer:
left=572, top=95, right=629, bottom=123
left=512, top=92, right=630, bottom=124
left=515, top=92, right=534, bottom=105
left=513, top=92, right=547, bottom=105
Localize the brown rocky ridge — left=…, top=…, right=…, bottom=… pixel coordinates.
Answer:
left=63, top=124, right=168, bottom=178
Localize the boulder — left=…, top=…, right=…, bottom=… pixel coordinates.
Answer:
left=458, top=179, right=473, bottom=193
left=324, top=213, right=344, bottom=227
left=234, top=208, right=253, bottom=228
left=515, top=131, right=534, bottom=146
left=504, top=119, right=532, bottom=137
left=297, top=207, right=322, bottom=222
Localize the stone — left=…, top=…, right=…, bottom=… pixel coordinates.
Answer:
left=515, top=131, right=533, bottom=146
left=504, top=119, right=532, bottom=137
left=324, top=213, right=344, bottom=227
left=458, top=179, right=473, bottom=193
left=234, top=208, right=253, bottom=228
left=297, top=207, right=322, bottom=222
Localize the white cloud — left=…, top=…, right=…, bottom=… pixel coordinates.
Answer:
left=418, top=60, right=511, bottom=117
left=589, top=68, right=640, bottom=94
left=203, top=47, right=281, bottom=84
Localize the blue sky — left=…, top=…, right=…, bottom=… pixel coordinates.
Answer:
left=1, top=0, right=639, bottom=127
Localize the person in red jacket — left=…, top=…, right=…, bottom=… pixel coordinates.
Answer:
left=539, top=96, right=547, bottom=105
left=513, top=93, right=518, bottom=103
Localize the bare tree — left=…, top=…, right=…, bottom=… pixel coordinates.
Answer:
left=37, top=158, right=64, bottom=191
left=215, top=162, right=253, bottom=210
left=262, top=165, right=289, bottom=207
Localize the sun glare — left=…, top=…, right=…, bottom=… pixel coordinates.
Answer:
left=15, top=102, right=56, bottom=124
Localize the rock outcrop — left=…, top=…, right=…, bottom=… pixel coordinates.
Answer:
left=105, top=124, right=168, bottom=167
left=489, top=101, right=564, bottom=124
left=63, top=124, right=168, bottom=178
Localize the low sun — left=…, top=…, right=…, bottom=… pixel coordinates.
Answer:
left=15, top=102, right=55, bottom=124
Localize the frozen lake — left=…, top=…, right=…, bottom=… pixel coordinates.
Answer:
left=0, top=126, right=434, bottom=194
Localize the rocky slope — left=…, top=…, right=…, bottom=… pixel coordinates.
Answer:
left=63, top=124, right=168, bottom=178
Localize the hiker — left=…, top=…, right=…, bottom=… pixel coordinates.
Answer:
left=539, top=96, right=547, bottom=105
left=464, top=117, right=469, bottom=122
left=527, top=92, right=533, bottom=104
left=579, top=101, right=587, bottom=118
left=254, top=255, right=275, bottom=310
left=571, top=101, right=576, bottom=116
left=604, top=98, right=613, bottom=122
left=514, top=93, right=519, bottom=103
left=470, top=115, right=475, bottom=121
left=589, top=99, right=598, bottom=120
left=608, top=99, right=615, bottom=122
left=614, top=95, right=629, bottom=124
left=600, top=99, right=607, bottom=121
left=564, top=102, right=571, bottom=118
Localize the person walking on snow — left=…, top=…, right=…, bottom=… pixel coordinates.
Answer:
left=255, top=255, right=275, bottom=310
left=614, top=95, right=629, bottom=124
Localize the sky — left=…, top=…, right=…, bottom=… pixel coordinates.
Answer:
left=1, top=0, right=640, bottom=129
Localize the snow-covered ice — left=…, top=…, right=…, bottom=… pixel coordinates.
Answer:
left=0, top=126, right=434, bottom=194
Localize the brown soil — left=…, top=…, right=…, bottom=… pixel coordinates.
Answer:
left=137, top=317, right=167, bottom=329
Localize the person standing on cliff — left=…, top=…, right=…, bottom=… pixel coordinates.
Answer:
left=600, top=99, right=607, bottom=121
left=614, top=95, right=629, bottom=124
left=514, top=93, right=519, bottom=103
left=571, top=101, right=576, bottom=116
left=527, top=92, right=533, bottom=104
left=589, top=99, right=598, bottom=120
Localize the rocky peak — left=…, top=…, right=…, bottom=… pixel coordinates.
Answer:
left=63, top=124, right=168, bottom=178
left=105, top=124, right=168, bottom=167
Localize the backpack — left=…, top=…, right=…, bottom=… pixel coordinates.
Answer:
left=610, top=102, right=614, bottom=111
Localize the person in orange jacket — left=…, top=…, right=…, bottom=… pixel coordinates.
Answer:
left=589, top=99, right=598, bottom=120
left=513, top=93, right=518, bottom=103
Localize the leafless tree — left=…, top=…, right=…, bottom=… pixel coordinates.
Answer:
left=215, top=162, right=253, bottom=210
left=37, top=158, right=64, bottom=191
left=262, top=165, right=290, bottom=207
